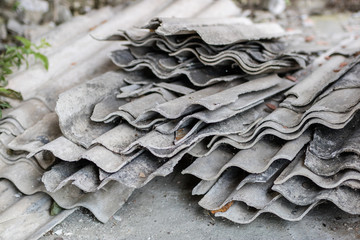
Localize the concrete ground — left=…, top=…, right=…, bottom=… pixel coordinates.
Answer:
left=40, top=162, right=360, bottom=240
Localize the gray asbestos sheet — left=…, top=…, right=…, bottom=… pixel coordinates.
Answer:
left=115, top=81, right=195, bottom=100
left=81, top=145, right=143, bottom=173
left=0, top=186, right=75, bottom=240
left=97, top=151, right=164, bottom=189
left=183, top=132, right=310, bottom=181
left=272, top=176, right=360, bottom=214
left=155, top=84, right=290, bottom=135
left=216, top=197, right=319, bottom=224
left=0, top=122, right=22, bottom=136
left=274, top=151, right=360, bottom=189
left=42, top=162, right=99, bottom=193
left=198, top=160, right=288, bottom=211
left=55, top=71, right=127, bottom=148
left=109, top=75, right=281, bottom=129
left=144, top=17, right=287, bottom=45
left=259, top=87, right=360, bottom=132
left=90, top=123, right=146, bottom=154
left=242, top=105, right=360, bottom=143
left=224, top=170, right=282, bottom=209
left=198, top=168, right=245, bottom=211
left=0, top=144, right=27, bottom=162
left=39, top=169, right=360, bottom=240
left=123, top=105, right=266, bottom=158
left=110, top=48, right=244, bottom=87
left=194, top=49, right=304, bottom=74
left=34, top=136, right=143, bottom=173
left=42, top=150, right=162, bottom=192
left=0, top=156, right=134, bottom=223
left=195, top=162, right=319, bottom=223
left=0, top=99, right=51, bottom=131
left=309, top=112, right=360, bottom=159
left=32, top=136, right=86, bottom=162
left=207, top=108, right=357, bottom=155
left=182, top=145, right=236, bottom=181
left=192, top=178, right=218, bottom=195
left=317, top=62, right=360, bottom=101
left=283, top=55, right=359, bottom=108
left=7, top=113, right=61, bottom=160
left=304, top=149, right=360, bottom=177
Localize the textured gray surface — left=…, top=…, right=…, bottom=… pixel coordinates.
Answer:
left=272, top=176, right=360, bottom=213
left=309, top=113, right=360, bottom=159
left=305, top=149, right=360, bottom=176
left=145, top=17, right=287, bottom=44
left=0, top=2, right=250, bottom=237
left=275, top=152, right=360, bottom=189
left=0, top=155, right=135, bottom=223
left=0, top=180, right=76, bottom=240
left=40, top=169, right=360, bottom=240
left=1, top=1, right=360, bottom=239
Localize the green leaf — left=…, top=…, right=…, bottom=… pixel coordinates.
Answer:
left=12, top=1, right=21, bottom=11
left=38, top=38, right=51, bottom=49
left=50, top=201, right=63, bottom=216
left=0, top=36, right=51, bottom=118
left=15, top=36, right=32, bottom=48
left=0, top=88, right=23, bottom=100
left=5, top=46, right=16, bottom=55
left=15, top=52, right=25, bottom=68
left=0, top=100, right=12, bottom=118
left=2, top=67, right=12, bottom=75
left=0, top=101, right=11, bottom=109
left=34, top=53, right=49, bottom=70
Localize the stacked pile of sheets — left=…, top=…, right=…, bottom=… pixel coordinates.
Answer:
left=0, top=17, right=358, bottom=226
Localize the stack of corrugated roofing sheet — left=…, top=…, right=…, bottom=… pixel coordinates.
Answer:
left=1, top=1, right=359, bottom=238
left=182, top=58, right=360, bottom=223
left=99, top=17, right=359, bottom=223
left=26, top=18, right=305, bottom=223
left=0, top=16, right=310, bottom=225
left=0, top=0, right=249, bottom=239
left=109, top=17, right=308, bottom=82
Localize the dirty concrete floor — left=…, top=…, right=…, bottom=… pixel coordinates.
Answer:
left=40, top=166, right=360, bottom=240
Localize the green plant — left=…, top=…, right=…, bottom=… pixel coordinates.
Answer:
left=12, top=1, right=22, bottom=11
left=50, top=201, right=63, bottom=216
left=0, top=36, right=50, bottom=118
